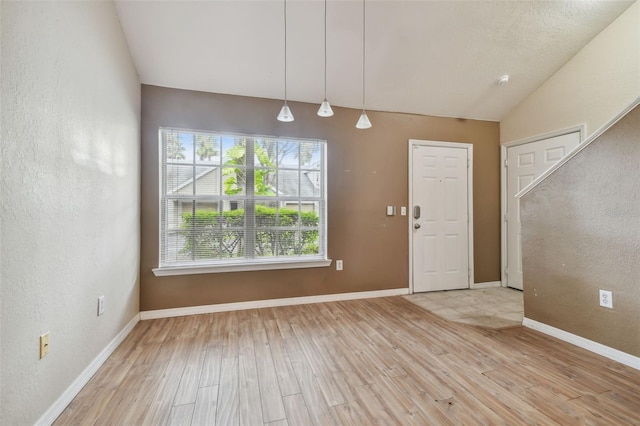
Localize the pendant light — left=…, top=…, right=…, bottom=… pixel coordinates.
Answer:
left=355, top=0, right=372, bottom=129
left=277, top=0, right=294, bottom=122
left=317, top=0, right=333, bottom=117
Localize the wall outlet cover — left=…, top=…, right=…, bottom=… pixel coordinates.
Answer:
left=40, top=332, right=50, bottom=359
left=599, top=289, right=613, bottom=309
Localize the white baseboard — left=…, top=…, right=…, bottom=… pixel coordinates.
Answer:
left=35, top=313, right=141, bottom=426
left=523, top=318, right=640, bottom=371
left=140, top=288, right=410, bottom=320
left=471, top=281, right=502, bottom=289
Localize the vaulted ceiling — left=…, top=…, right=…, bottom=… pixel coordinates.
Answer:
left=115, top=0, right=634, bottom=121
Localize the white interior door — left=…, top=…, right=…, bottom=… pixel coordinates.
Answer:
left=412, top=144, right=471, bottom=293
left=506, top=132, right=580, bottom=289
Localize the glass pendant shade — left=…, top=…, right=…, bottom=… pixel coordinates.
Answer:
left=355, top=110, right=372, bottom=129
left=277, top=104, right=294, bottom=122
left=317, top=99, right=334, bottom=117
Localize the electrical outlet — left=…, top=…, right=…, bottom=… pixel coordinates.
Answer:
left=98, top=295, right=105, bottom=316
left=40, top=332, right=50, bottom=359
left=336, top=260, right=343, bottom=271
left=599, top=290, right=613, bottom=309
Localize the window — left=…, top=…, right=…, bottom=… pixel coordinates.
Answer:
left=154, top=129, right=329, bottom=275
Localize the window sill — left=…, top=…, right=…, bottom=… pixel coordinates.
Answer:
left=152, top=258, right=333, bottom=277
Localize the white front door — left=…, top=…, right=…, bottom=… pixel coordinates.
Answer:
left=411, top=143, right=471, bottom=293
left=506, top=132, right=580, bottom=289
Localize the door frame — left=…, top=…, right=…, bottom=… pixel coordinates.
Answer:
left=408, top=139, right=474, bottom=294
left=500, top=125, right=584, bottom=287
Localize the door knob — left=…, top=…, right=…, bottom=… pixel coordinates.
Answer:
left=414, top=223, right=421, bottom=229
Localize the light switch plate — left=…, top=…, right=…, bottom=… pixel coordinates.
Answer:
left=400, top=206, right=407, bottom=216
left=98, top=295, right=105, bottom=316
left=386, top=206, right=396, bottom=216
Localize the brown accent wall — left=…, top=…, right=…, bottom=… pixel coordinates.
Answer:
left=521, top=104, right=640, bottom=357
left=141, top=85, right=500, bottom=311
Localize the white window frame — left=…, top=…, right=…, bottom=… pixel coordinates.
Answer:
left=153, top=128, right=331, bottom=276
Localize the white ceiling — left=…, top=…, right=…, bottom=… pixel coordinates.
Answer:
left=114, top=0, right=634, bottom=121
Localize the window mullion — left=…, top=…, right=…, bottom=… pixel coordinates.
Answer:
left=191, top=133, right=197, bottom=261
left=297, top=144, right=302, bottom=256
left=161, top=131, right=168, bottom=263
left=245, top=138, right=255, bottom=259
left=275, top=142, right=280, bottom=256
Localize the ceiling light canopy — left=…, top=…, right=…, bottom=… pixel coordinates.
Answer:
left=497, top=74, right=510, bottom=86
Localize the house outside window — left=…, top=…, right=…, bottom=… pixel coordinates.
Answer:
left=155, top=128, right=329, bottom=275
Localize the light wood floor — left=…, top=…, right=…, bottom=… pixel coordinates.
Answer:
left=55, top=296, right=640, bottom=425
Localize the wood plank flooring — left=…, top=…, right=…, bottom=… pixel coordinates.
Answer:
left=54, top=296, right=640, bottom=425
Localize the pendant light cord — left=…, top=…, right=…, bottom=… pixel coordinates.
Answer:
left=362, top=0, right=366, bottom=110
left=284, top=0, right=288, bottom=103
left=324, top=0, right=327, bottom=99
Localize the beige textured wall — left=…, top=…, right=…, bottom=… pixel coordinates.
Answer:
left=501, top=1, right=640, bottom=143
left=0, top=2, right=140, bottom=424
left=520, top=105, right=640, bottom=357
left=140, top=86, right=501, bottom=311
